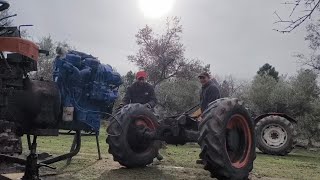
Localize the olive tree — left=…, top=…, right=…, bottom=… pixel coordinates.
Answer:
left=247, top=75, right=278, bottom=114
left=31, top=36, right=71, bottom=80
left=156, top=78, right=200, bottom=116
left=289, top=69, right=319, bottom=117
left=128, top=17, right=207, bottom=87
left=298, top=100, right=320, bottom=147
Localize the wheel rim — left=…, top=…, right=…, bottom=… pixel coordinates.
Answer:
left=261, top=124, right=287, bottom=148
left=226, top=114, right=252, bottom=169
left=127, top=115, right=156, bottom=153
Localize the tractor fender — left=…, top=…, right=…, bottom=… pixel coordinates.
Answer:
left=254, top=113, right=297, bottom=125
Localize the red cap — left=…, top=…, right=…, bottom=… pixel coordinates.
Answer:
left=136, top=71, right=147, bottom=79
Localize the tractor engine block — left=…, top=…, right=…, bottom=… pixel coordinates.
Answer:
left=53, top=50, right=122, bottom=132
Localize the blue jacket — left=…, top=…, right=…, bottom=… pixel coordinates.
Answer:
left=200, top=80, right=221, bottom=112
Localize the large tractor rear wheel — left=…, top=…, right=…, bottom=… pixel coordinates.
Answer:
left=255, top=115, right=297, bottom=156
left=107, top=104, right=161, bottom=168
left=198, top=98, right=256, bottom=180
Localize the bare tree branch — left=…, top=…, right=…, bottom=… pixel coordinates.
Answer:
left=274, top=0, right=320, bottom=33
left=289, top=0, right=301, bottom=17
left=274, top=11, right=283, bottom=22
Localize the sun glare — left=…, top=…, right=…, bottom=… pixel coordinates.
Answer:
left=139, top=0, right=175, bottom=19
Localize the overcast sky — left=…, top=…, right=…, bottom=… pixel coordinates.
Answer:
left=7, top=0, right=312, bottom=79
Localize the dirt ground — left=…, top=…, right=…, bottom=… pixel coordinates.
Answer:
left=41, top=159, right=292, bottom=180
left=3, top=134, right=319, bottom=180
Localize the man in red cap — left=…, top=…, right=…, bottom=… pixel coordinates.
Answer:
left=122, top=70, right=157, bottom=108
left=121, top=70, right=163, bottom=160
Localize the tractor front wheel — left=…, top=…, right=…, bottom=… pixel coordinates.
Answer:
left=106, top=104, right=161, bottom=168
left=198, top=98, right=256, bottom=180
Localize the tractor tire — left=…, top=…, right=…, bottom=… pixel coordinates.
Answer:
left=198, top=98, right=256, bottom=180
left=106, top=104, right=161, bottom=168
left=255, top=115, right=297, bottom=156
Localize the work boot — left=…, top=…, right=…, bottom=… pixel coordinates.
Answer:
left=196, top=159, right=204, bottom=164
left=156, top=153, right=164, bottom=161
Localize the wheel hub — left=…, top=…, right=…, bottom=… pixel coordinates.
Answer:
left=262, top=124, right=287, bottom=148
left=127, top=116, right=156, bottom=153
left=227, top=129, right=240, bottom=152
left=270, top=131, right=279, bottom=139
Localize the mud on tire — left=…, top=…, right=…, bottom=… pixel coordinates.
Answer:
left=255, top=115, right=297, bottom=156
left=106, top=104, right=161, bottom=168
left=198, top=98, right=256, bottom=180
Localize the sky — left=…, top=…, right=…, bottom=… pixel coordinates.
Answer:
left=6, top=0, right=313, bottom=79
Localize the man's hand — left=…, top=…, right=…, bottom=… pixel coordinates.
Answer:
left=144, top=103, right=152, bottom=109
left=116, top=103, right=125, bottom=111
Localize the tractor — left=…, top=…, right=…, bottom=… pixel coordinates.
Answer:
left=104, top=101, right=297, bottom=180
left=107, top=100, right=256, bottom=180
left=0, top=1, right=256, bottom=180
left=0, top=1, right=122, bottom=179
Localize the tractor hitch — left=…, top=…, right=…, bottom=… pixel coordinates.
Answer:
left=135, top=115, right=200, bottom=146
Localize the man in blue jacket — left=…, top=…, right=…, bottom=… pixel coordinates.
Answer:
left=198, top=72, right=221, bottom=112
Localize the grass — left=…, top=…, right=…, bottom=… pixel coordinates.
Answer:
left=254, top=149, right=320, bottom=180
left=18, top=132, right=320, bottom=180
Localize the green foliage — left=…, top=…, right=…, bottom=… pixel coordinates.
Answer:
left=30, top=35, right=71, bottom=80
left=246, top=69, right=319, bottom=116
left=298, top=99, right=320, bottom=145
left=289, top=69, right=319, bottom=117
left=156, top=78, right=200, bottom=116
left=243, top=69, right=320, bottom=145
left=203, top=64, right=211, bottom=74
left=31, top=35, right=56, bottom=80
left=112, top=85, right=125, bottom=112
left=268, top=77, right=293, bottom=113
left=257, top=63, right=279, bottom=81
left=219, top=75, right=249, bottom=98
left=290, top=69, right=320, bottom=144
left=220, top=80, right=230, bottom=98
left=247, top=75, right=278, bottom=114
left=122, top=71, right=135, bottom=89
left=113, top=71, right=136, bottom=111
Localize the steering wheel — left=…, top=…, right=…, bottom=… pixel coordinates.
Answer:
left=0, top=1, right=9, bottom=12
